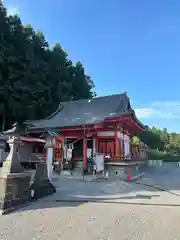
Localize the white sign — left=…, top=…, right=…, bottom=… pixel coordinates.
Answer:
left=87, top=148, right=92, bottom=158
left=95, top=154, right=104, bottom=172
left=124, top=134, right=131, bottom=159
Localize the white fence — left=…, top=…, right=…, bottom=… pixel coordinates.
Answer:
left=148, top=160, right=180, bottom=168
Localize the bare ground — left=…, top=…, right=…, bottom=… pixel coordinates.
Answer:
left=0, top=165, right=180, bottom=240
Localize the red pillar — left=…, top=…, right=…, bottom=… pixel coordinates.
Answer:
left=115, top=131, right=119, bottom=160
left=122, top=134, right=125, bottom=159
left=120, top=133, right=125, bottom=160
left=83, top=137, right=87, bottom=170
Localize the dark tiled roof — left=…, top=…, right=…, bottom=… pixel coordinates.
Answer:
left=27, top=93, right=140, bottom=130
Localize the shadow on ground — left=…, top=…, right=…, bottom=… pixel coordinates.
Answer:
left=13, top=165, right=180, bottom=214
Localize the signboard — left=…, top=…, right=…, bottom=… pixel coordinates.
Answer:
left=95, top=153, right=104, bottom=172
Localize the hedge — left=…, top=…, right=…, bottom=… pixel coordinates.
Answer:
left=147, top=149, right=180, bottom=162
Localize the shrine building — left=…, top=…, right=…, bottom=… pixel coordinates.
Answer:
left=25, top=92, right=148, bottom=178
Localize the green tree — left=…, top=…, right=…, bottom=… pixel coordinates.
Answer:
left=137, top=126, right=180, bottom=156
left=71, top=61, right=95, bottom=100
left=0, top=3, right=96, bottom=130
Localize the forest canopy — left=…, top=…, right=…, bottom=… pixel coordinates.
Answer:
left=134, top=126, right=180, bottom=159
left=0, top=3, right=95, bottom=130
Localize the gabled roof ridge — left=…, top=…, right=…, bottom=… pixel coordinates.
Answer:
left=45, top=104, right=64, bottom=120
left=110, top=93, right=130, bottom=114
left=59, top=92, right=128, bottom=105
left=93, top=92, right=128, bottom=100
left=27, top=104, right=64, bottom=124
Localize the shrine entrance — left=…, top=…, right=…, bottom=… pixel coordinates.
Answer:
left=97, top=139, right=115, bottom=159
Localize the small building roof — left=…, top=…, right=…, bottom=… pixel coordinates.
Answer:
left=20, top=137, right=45, bottom=143
left=27, top=93, right=144, bottom=130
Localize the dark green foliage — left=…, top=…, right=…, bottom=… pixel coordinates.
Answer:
left=136, top=126, right=180, bottom=160
left=147, top=149, right=180, bottom=162
left=0, top=3, right=95, bottom=130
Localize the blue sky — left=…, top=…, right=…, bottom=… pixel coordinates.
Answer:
left=3, top=0, right=180, bottom=132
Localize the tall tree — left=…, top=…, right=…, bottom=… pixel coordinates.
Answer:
left=71, top=61, right=95, bottom=100
left=0, top=3, right=96, bottom=130
left=137, top=126, right=180, bottom=155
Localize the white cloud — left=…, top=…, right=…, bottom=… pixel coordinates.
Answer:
left=135, top=101, right=180, bottom=119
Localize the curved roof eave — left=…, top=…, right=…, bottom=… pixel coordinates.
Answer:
left=131, top=110, right=146, bottom=130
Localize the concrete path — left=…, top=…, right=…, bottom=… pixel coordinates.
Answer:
left=0, top=166, right=180, bottom=239
left=50, top=169, right=180, bottom=206
left=136, top=165, right=180, bottom=196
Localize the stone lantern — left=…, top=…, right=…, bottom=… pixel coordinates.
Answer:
left=0, top=123, right=32, bottom=214
left=29, top=129, right=57, bottom=199
left=44, top=132, right=57, bottom=181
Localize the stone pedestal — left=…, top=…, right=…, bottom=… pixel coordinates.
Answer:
left=53, top=162, right=62, bottom=174
left=0, top=173, right=31, bottom=214
left=30, top=162, right=56, bottom=199
left=0, top=136, right=31, bottom=214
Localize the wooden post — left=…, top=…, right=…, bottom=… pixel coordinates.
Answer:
left=122, top=134, right=125, bottom=160
left=45, top=136, right=56, bottom=182
left=119, top=133, right=125, bottom=160
left=96, top=137, right=99, bottom=153
left=115, top=131, right=119, bottom=160
left=93, top=137, right=96, bottom=155
left=83, top=137, right=87, bottom=170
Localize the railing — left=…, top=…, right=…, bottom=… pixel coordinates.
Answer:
left=71, top=155, right=147, bottom=162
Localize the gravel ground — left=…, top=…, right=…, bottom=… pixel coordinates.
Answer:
left=0, top=166, right=180, bottom=240
left=0, top=200, right=180, bottom=240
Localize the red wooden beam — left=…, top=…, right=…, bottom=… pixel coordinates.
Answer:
left=95, top=136, right=115, bottom=139
left=60, top=131, right=84, bottom=138
left=20, top=137, right=45, bottom=143
left=56, top=137, right=64, bottom=141
left=119, top=116, right=144, bottom=133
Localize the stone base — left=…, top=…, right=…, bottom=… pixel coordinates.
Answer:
left=30, top=178, right=56, bottom=199
left=106, top=161, right=147, bottom=181
left=74, top=160, right=94, bottom=175
left=0, top=173, right=31, bottom=214
left=29, top=162, right=56, bottom=199
left=107, top=166, right=126, bottom=180
left=53, top=162, right=62, bottom=174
